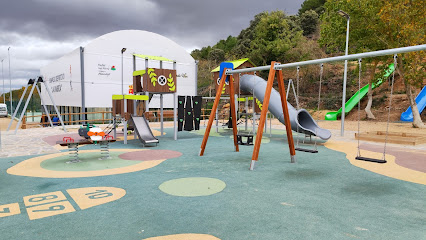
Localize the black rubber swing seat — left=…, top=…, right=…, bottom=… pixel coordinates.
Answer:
left=295, top=147, right=318, bottom=153
left=237, top=134, right=254, bottom=145
left=355, top=156, right=387, bottom=164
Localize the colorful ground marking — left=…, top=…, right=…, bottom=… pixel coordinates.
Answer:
left=26, top=201, right=75, bottom=220
left=0, top=187, right=125, bottom=220
left=67, top=187, right=126, bottom=210
left=23, top=191, right=67, bottom=207
left=159, top=177, right=226, bottom=197
left=119, top=150, right=182, bottom=161
left=144, top=233, right=220, bottom=240
left=7, top=149, right=177, bottom=178
left=0, top=203, right=21, bottom=218
left=325, top=140, right=426, bottom=185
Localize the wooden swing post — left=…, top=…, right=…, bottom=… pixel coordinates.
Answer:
left=250, top=62, right=295, bottom=170
left=199, top=69, right=238, bottom=156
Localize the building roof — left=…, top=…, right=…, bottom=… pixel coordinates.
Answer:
left=211, top=58, right=255, bottom=72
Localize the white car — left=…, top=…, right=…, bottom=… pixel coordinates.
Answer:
left=0, top=104, right=8, bottom=117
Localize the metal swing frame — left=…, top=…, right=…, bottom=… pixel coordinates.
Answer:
left=6, top=77, right=66, bottom=134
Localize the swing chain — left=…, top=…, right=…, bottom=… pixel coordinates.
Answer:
left=318, top=63, right=324, bottom=111
left=357, top=59, right=362, bottom=158
left=382, top=54, right=397, bottom=161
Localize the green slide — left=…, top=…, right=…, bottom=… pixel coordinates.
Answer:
left=325, top=64, right=395, bottom=121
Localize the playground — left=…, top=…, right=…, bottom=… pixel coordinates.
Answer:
left=0, top=26, right=425, bottom=240
left=0, top=116, right=425, bottom=239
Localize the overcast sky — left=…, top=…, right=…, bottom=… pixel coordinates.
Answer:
left=0, top=0, right=304, bottom=92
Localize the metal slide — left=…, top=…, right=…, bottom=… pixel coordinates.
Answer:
left=240, top=75, right=332, bottom=140
left=400, top=86, right=426, bottom=122
left=130, top=115, right=159, bottom=146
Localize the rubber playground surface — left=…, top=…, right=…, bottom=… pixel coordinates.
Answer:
left=0, top=127, right=425, bottom=240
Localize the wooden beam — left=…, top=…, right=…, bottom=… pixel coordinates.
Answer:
left=277, top=69, right=296, bottom=162
left=250, top=63, right=277, bottom=170
left=199, top=70, right=227, bottom=156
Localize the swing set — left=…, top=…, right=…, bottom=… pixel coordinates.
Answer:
left=200, top=62, right=296, bottom=170
left=199, top=44, right=426, bottom=170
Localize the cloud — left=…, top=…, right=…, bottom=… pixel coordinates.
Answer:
left=0, top=0, right=304, bottom=92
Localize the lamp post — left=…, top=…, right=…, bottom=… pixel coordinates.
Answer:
left=338, top=10, right=350, bottom=136
left=121, top=48, right=127, bottom=96
left=1, top=59, right=4, bottom=103
left=121, top=48, right=127, bottom=144
left=8, top=47, right=12, bottom=115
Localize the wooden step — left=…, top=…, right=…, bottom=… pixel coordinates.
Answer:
left=355, top=131, right=426, bottom=145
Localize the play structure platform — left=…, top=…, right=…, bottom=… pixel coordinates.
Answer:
left=355, top=131, right=426, bottom=145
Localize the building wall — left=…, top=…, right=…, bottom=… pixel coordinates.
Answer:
left=40, top=30, right=196, bottom=111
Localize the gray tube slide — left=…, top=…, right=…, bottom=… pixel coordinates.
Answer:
left=240, top=75, right=331, bottom=140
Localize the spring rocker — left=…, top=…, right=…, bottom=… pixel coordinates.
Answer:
left=200, top=62, right=296, bottom=170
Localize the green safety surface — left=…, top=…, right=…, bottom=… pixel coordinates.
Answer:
left=159, top=177, right=226, bottom=197
left=40, top=152, right=139, bottom=172
left=0, top=127, right=425, bottom=240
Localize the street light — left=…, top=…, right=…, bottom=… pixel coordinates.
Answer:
left=121, top=47, right=127, bottom=144
left=1, top=59, right=4, bottom=103
left=338, top=10, right=350, bottom=136
left=8, top=47, right=12, bottom=115
left=121, top=48, right=127, bottom=96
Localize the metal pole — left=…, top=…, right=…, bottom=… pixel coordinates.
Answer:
left=14, top=83, right=37, bottom=133
left=160, top=61, right=163, bottom=136
left=124, top=99, right=127, bottom=144
left=195, top=60, right=199, bottom=95
left=160, top=94, right=163, bottom=135
left=173, top=61, right=177, bottom=140
left=121, top=52, right=124, bottom=97
left=245, top=97, right=248, bottom=131
left=43, top=81, right=66, bottom=132
left=79, top=47, right=86, bottom=122
left=341, top=16, right=350, bottom=136
left=226, top=44, right=426, bottom=75
left=1, top=59, right=4, bottom=103
left=215, top=108, right=219, bottom=133
left=8, top=47, right=12, bottom=114
left=6, top=84, right=29, bottom=131
left=36, top=84, right=53, bottom=127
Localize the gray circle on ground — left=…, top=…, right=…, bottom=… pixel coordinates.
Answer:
left=159, top=177, right=226, bottom=197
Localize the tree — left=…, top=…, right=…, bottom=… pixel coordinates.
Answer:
left=208, top=48, right=225, bottom=63
left=299, top=10, right=319, bottom=36
left=379, top=0, right=426, bottom=127
left=320, top=0, right=425, bottom=126
left=249, top=11, right=303, bottom=65
left=320, top=0, right=389, bottom=120
left=298, top=0, right=326, bottom=15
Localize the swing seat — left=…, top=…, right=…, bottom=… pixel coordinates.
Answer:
left=355, top=156, right=387, bottom=164
left=295, top=147, right=318, bottom=153
left=237, top=133, right=253, bottom=145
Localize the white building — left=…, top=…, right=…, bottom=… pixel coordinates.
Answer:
left=40, top=30, right=197, bottom=121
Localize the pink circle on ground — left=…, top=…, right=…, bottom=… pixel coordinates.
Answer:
left=118, top=150, right=182, bottom=161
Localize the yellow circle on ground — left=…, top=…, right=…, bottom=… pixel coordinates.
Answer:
left=159, top=177, right=226, bottom=197
left=7, top=149, right=166, bottom=178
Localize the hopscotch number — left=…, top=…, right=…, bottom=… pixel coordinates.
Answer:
left=28, top=195, right=58, bottom=203
left=32, top=205, right=65, bottom=213
left=85, top=190, right=113, bottom=199
left=0, top=207, right=11, bottom=214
